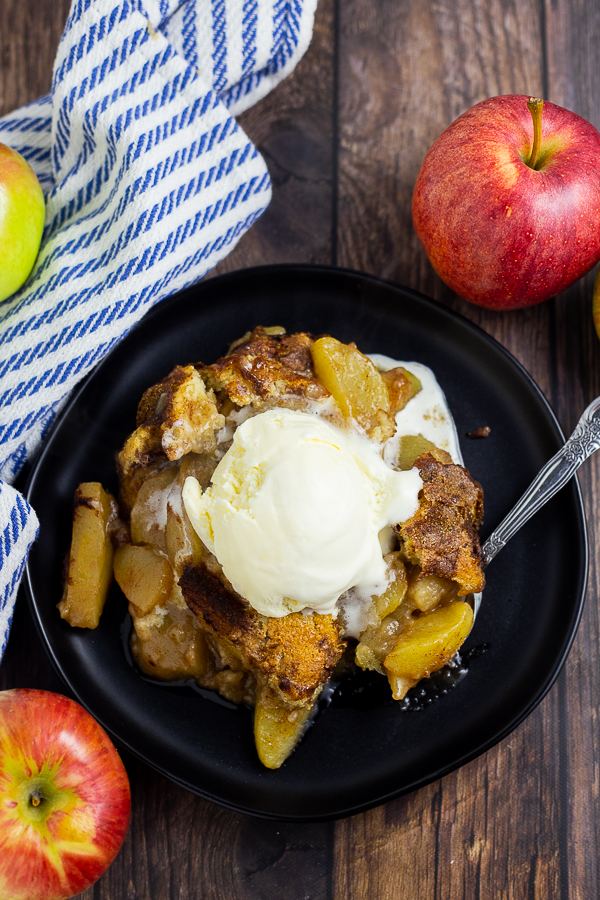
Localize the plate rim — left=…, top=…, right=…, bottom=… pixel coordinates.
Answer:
left=22, top=263, right=589, bottom=821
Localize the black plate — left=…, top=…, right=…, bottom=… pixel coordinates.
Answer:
left=23, top=265, right=587, bottom=821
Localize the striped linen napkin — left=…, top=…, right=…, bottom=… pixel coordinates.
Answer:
left=0, top=0, right=318, bottom=657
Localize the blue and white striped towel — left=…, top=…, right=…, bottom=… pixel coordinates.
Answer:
left=0, top=0, right=318, bottom=657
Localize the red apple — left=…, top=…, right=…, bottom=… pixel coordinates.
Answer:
left=0, top=690, right=130, bottom=900
left=412, top=95, right=600, bottom=310
left=0, top=143, right=45, bottom=302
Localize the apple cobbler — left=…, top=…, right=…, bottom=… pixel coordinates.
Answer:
left=59, top=327, right=485, bottom=769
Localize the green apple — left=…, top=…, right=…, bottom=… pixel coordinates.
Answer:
left=0, top=143, right=45, bottom=302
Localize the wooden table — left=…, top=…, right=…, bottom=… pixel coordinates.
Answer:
left=2, top=1, right=599, bottom=897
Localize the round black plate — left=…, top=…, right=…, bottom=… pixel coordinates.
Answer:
left=23, top=265, right=587, bottom=821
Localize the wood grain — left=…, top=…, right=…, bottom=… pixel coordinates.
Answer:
left=543, top=3, right=600, bottom=899
left=0, top=0, right=71, bottom=116
left=2, top=0, right=600, bottom=897
left=213, top=0, right=335, bottom=275
left=332, top=0, right=589, bottom=898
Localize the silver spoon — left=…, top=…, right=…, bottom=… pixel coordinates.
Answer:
left=473, top=395, right=600, bottom=614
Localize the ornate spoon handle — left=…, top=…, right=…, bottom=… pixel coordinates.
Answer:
left=481, top=395, right=600, bottom=567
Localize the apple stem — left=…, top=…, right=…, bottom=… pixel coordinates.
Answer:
left=526, top=97, right=544, bottom=169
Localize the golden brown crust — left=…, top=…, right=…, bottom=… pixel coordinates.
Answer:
left=116, top=330, right=485, bottom=720
left=200, top=326, right=329, bottom=407
left=134, top=365, right=224, bottom=460
left=117, top=366, right=224, bottom=513
left=395, top=450, right=485, bottom=595
left=179, top=564, right=345, bottom=704
left=381, top=366, right=421, bottom=416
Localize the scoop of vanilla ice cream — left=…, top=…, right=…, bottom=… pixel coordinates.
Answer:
left=182, top=408, right=422, bottom=617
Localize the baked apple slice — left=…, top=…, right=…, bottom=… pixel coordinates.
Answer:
left=58, top=483, right=121, bottom=629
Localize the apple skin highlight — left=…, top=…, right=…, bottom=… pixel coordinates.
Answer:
left=0, top=690, right=130, bottom=900
left=0, top=143, right=45, bottom=303
left=412, top=94, right=600, bottom=310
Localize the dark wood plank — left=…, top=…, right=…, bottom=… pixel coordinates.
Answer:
left=213, top=0, right=336, bottom=275
left=334, top=0, right=554, bottom=392
left=333, top=1, right=572, bottom=898
left=544, top=4, right=600, bottom=900
left=0, top=0, right=71, bottom=116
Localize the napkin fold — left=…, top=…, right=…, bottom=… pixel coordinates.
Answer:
left=0, top=0, right=318, bottom=657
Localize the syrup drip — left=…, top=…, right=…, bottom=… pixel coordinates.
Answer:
left=323, top=642, right=490, bottom=713
left=121, top=613, right=489, bottom=718
left=120, top=614, right=240, bottom=711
